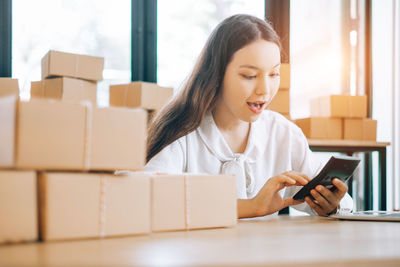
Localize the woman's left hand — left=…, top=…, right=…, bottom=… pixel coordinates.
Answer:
left=305, top=178, right=348, bottom=216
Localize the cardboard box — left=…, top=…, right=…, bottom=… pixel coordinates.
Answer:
left=31, top=77, right=97, bottom=105
left=185, top=174, right=237, bottom=230
left=90, top=106, right=147, bottom=170
left=0, top=78, right=19, bottom=97
left=267, top=90, right=290, bottom=114
left=39, top=172, right=150, bottom=241
left=295, top=117, right=343, bottom=139
left=0, top=170, right=37, bottom=244
left=150, top=174, right=237, bottom=232
left=41, top=50, right=104, bottom=81
left=344, top=118, right=377, bottom=141
left=0, top=96, right=147, bottom=171
left=110, top=81, right=173, bottom=111
left=280, top=63, right=290, bottom=89
left=311, top=95, right=367, bottom=118
left=151, top=175, right=186, bottom=232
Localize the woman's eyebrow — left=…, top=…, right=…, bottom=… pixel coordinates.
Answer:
left=239, top=63, right=281, bottom=70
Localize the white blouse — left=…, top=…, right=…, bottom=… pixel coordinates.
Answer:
left=144, top=110, right=353, bottom=215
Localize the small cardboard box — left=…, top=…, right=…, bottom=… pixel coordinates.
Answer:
left=344, top=118, right=377, bottom=141
left=267, top=90, right=290, bottom=114
left=279, top=63, right=290, bottom=89
left=31, top=77, right=97, bottom=105
left=185, top=174, right=237, bottom=230
left=90, top=106, right=147, bottom=170
left=0, top=96, right=147, bottom=171
left=0, top=78, right=19, bottom=97
left=110, top=81, right=173, bottom=111
left=295, top=117, right=343, bottom=139
left=150, top=173, right=237, bottom=232
left=311, top=95, right=367, bottom=118
left=41, top=50, right=104, bottom=81
left=151, top=174, right=186, bottom=232
left=0, top=170, right=37, bottom=244
left=348, top=95, right=368, bottom=118
left=318, top=95, right=349, bottom=117
left=39, top=172, right=150, bottom=241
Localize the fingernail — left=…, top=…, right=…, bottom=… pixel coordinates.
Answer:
left=317, top=186, right=322, bottom=191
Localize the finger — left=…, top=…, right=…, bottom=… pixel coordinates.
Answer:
left=305, top=196, right=324, bottom=215
left=332, top=178, right=348, bottom=199
left=310, top=189, right=333, bottom=211
left=315, top=185, right=337, bottom=204
left=278, top=175, right=296, bottom=185
left=283, top=197, right=304, bottom=207
left=283, top=172, right=309, bottom=186
left=272, top=175, right=296, bottom=191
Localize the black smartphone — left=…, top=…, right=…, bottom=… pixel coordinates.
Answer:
left=293, top=156, right=361, bottom=201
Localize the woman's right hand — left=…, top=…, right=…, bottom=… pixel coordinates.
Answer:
left=238, top=171, right=311, bottom=218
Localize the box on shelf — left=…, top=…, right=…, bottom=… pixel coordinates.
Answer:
left=295, top=117, right=343, bottom=139
left=110, top=81, right=173, bottom=111
left=0, top=78, right=19, bottom=97
left=311, top=95, right=367, bottom=118
left=31, top=77, right=97, bottom=105
left=0, top=170, right=37, bottom=244
left=0, top=95, right=146, bottom=171
left=41, top=50, right=104, bottom=81
left=39, top=172, right=150, bottom=241
left=150, top=173, right=237, bottom=232
left=279, top=63, right=290, bottom=89
left=267, top=90, right=290, bottom=114
left=344, top=118, right=377, bottom=141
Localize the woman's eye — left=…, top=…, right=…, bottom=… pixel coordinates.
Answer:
left=241, top=74, right=257, bottom=79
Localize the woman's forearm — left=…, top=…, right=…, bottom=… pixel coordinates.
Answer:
left=237, top=198, right=259, bottom=219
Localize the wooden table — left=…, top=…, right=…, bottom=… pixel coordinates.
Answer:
left=1, top=216, right=399, bottom=266
left=308, top=139, right=390, bottom=210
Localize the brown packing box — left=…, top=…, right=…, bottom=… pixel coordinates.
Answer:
left=151, top=174, right=186, bottom=232
left=110, top=81, right=173, bottom=111
left=0, top=96, right=87, bottom=170
left=311, top=95, right=367, bottom=118
left=267, top=89, right=290, bottom=114
left=31, top=77, right=97, bottom=105
left=295, top=117, right=343, bottom=139
left=0, top=96, right=147, bottom=171
left=344, top=118, right=377, bottom=141
left=90, top=106, right=147, bottom=170
left=41, top=50, right=104, bottom=81
left=0, top=170, right=37, bottom=244
left=186, top=174, right=237, bottom=229
left=39, top=172, right=150, bottom=241
left=348, top=95, right=368, bottom=118
left=151, top=173, right=237, bottom=232
left=0, top=78, right=19, bottom=97
left=279, top=63, right=290, bottom=89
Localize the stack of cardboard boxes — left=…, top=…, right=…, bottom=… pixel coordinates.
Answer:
left=295, top=95, right=377, bottom=141
left=0, top=50, right=236, bottom=244
left=110, top=81, right=173, bottom=123
left=267, top=63, right=291, bottom=120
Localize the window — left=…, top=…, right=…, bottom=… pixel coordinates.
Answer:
left=12, top=0, right=131, bottom=107
left=157, top=0, right=265, bottom=91
left=290, top=0, right=343, bottom=119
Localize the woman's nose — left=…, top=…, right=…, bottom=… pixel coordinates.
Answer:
left=255, top=80, right=269, bottom=95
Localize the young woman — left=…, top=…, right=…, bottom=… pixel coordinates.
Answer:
left=144, top=14, right=352, bottom=218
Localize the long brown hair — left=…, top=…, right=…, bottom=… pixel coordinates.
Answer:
left=147, top=14, right=281, bottom=162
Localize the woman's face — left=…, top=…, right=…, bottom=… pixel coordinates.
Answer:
left=219, top=39, right=281, bottom=122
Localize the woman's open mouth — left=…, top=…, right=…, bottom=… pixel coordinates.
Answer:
left=247, top=101, right=266, bottom=114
